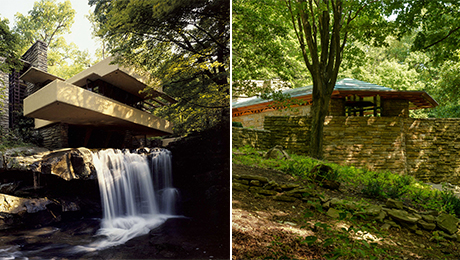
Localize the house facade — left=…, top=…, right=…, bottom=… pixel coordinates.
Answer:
left=1, top=41, right=174, bottom=149
left=232, top=78, right=438, bottom=129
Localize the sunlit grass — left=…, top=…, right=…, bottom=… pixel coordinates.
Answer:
left=232, top=145, right=460, bottom=217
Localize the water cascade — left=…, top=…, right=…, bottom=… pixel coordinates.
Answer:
left=79, top=148, right=178, bottom=251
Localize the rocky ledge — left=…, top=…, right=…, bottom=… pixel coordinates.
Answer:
left=0, top=146, right=105, bottom=230
left=0, top=147, right=96, bottom=181
left=233, top=170, right=460, bottom=245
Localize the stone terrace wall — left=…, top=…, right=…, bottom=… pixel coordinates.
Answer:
left=264, top=116, right=311, bottom=154
left=405, top=119, right=460, bottom=184
left=232, top=116, right=460, bottom=185
left=232, top=127, right=272, bottom=150
left=322, top=117, right=407, bottom=174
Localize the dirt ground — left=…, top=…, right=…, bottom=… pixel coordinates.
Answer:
left=232, top=163, right=460, bottom=259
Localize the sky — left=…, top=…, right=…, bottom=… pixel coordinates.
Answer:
left=0, top=0, right=99, bottom=58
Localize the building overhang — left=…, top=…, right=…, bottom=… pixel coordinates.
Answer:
left=23, top=80, right=173, bottom=136
left=20, top=67, right=64, bottom=85
left=232, top=90, right=439, bottom=117
left=66, top=57, right=175, bottom=102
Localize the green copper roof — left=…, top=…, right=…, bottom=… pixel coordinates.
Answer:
left=233, top=78, right=394, bottom=108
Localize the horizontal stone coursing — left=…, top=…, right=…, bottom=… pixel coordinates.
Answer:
left=232, top=116, right=460, bottom=185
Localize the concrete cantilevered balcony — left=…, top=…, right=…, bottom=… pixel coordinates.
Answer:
left=23, top=79, right=173, bottom=136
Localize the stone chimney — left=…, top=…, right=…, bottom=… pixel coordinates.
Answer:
left=21, top=40, right=48, bottom=72
left=21, top=40, right=48, bottom=96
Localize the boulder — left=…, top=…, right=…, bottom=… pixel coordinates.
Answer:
left=2, top=147, right=97, bottom=181
left=273, top=195, right=296, bottom=202
left=257, top=189, right=277, bottom=196
left=374, top=210, right=387, bottom=223
left=436, top=213, right=459, bottom=235
left=326, top=208, right=341, bottom=219
left=264, top=180, right=281, bottom=191
left=0, top=193, right=61, bottom=229
left=383, top=219, right=401, bottom=230
left=263, top=145, right=291, bottom=160
left=0, top=182, right=21, bottom=194
left=330, top=198, right=359, bottom=211
left=279, top=183, right=300, bottom=191
left=232, top=183, right=249, bottom=191
left=386, top=198, right=404, bottom=209
left=422, top=214, right=436, bottom=223
left=250, top=180, right=262, bottom=186
left=39, top=148, right=97, bottom=181
left=239, top=175, right=269, bottom=183
left=2, top=147, right=50, bottom=171
left=321, top=179, right=341, bottom=190
left=417, top=219, right=436, bottom=231
left=363, top=205, right=383, bottom=216
left=387, top=209, right=421, bottom=224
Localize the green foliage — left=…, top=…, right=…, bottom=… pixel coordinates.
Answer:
left=392, top=0, right=460, bottom=65
left=0, top=109, right=42, bottom=150
left=14, top=0, right=75, bottom=49
left=13, top=0, right=95, bottom=79
left=303, top=220, right=387, bottom=260
left=0, top=17, right=22, bottom=74
left=48, top=40, right=92, bottom=79
left=440, top=188, right=460, bottom=217
left=90, top=0, right=229, bottom=135
left=232, top=0, right=310, bottom=92
left=361, top=178, right=386, bottom=198
left=232, top=122, right=243, bottom=128
left=233, top=146, right=460, bottom=218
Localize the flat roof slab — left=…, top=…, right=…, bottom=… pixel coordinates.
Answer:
left=24, top=80, right=173, bottom=136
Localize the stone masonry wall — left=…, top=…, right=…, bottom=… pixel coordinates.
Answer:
left=0, top=68, right=8, bottom=130
left=405, top=118, right=460, bottom=184
left=232, top=127, right=272, bottom=151
left=264, top=116, right=311, bottom=154
left=232, top=116, right=460, bottom=185
left=232, top=106, right=311, bottom=130
left=21, top=40, right=48, bottom=96
left=39, top=123, right=68, bottom=149
left=322, top=116, right=407, bottom=174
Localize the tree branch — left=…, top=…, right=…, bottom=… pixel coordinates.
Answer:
left=422, top=26, right=460, bottom=50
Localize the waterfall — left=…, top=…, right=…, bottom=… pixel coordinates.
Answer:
left=77, top=148, right=178, bottom=251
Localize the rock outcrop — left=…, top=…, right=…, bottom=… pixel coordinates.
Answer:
left=232, top=173, right=460, bottom=243
left=0, top=146, right=102, bottom=229
left=1, top=147, right=97, bottom=181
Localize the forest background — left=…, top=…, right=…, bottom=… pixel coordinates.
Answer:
left=233, top=0, right=460, bottom=120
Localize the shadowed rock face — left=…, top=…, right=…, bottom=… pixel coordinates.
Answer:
left=0, top=147, right=102, bottom=230
left=1, top=147, right=97, bottom=181
left=39, top=148, right=97, bottom=181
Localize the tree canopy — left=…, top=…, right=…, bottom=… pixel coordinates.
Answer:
left=391, top=0, right=460, bottom=65
left=90, top=0, right=230, bottom=134
left=233, top=0, right=460, bottom=158
left=14, top=0, right=75, bottom=49
left=13, top=0, right=93, bottom=79
left=282, top=0, right=391, bottom=159
left=0, top=17, right=21, bottom=74
left=232, top=0, right=310, bottom=98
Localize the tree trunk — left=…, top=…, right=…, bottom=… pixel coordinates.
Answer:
left=309, top=79, right=334, bottom=160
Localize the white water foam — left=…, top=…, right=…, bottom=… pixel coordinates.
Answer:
left=75, top=148, right=179, bottom=252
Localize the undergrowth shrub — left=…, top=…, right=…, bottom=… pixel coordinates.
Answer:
left=232, top=146, right=460, bottom=218
left=362, top=179, right=386, bottom=198
left=440, top=188, right=460, bottom=217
